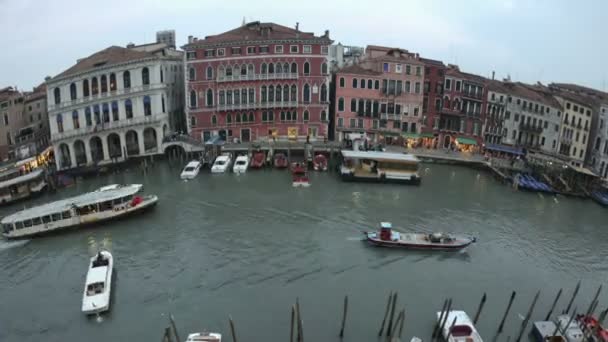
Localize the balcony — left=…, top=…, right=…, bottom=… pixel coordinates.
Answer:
left=462, top=90, right=483, bottom=100
left=52, top=114, right=165, bottom=142
left=519, top=122, right=543, bottom=133
left=48, top=84, right=166, bottom=111
left=216, top=101, right=299, bottom=111
left=216, top=73, right=298, bottom=83
left=380, top=113, right=398, bottom=121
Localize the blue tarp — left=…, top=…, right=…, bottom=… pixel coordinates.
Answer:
left=485, top=143, right=524, bottom=156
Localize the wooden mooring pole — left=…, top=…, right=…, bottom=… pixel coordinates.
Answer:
left=339, top=295, right=348, bottom=338
left=586, top=285, right=602, bottom=316
left=564, top=281, right=581, bottom=315
left=163, top=327, right=172, bottom=342
left=498, top=291, right=517, bottom=333
left=296, top=298, right=303, bottom=342
left=473, top=293, right=487, bottom=325
left=437, top=299, right=453, bottom=341
left=545, top=288, right=563, bottom=321
left=290, top=305, right=296, bottom=342
left=432, top=298, right=449, bottom=339
left=229, top=315, right=237, bottom=342
left=445, top=316, right=458, bottom=342
left=378, top=292, right=393, bottom=337
left=515, top=290, right=540, bottom=342
left=386, top=292, right=398, bottom=337
left=169, top=314, right=180, bottom=342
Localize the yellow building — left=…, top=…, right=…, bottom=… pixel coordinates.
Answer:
left=554, top=92, right=595, bottom=167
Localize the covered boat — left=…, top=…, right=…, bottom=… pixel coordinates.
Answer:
left=313, top=154, right=328, bottom=171
left=233, top=155, right=249, bottom=173
left=250, top=151, right=266, bottom=169
left=291, top=162, right=310, bottom=187
left=185, top=332, right=222, bottom=341
left=532, top=321, right=566, bottom=342
left=1, top=184, right=158, bottom=239
left=435, top=310, right=483, bottom=342
left=364, top=222, right=475, bottom=251
left=82, top=250, right=113, bottom=315
left=274, top=153, right=288, bottom=169
left=340, top=150, right=421, bottom=185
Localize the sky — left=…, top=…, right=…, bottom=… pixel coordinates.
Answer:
left=1, top=0, right=607, bottom=91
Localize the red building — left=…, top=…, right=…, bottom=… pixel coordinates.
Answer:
left=420, top=58, right=446, bottom=146
left=183, top=21, right=333, bottom=142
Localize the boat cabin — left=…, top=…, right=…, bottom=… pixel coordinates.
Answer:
left=379, top=222, right=393, bottom=240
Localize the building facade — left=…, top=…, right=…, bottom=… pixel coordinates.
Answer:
left=156, top=30, right=176, bottom=49
left=47, top=44, right=184, bottom=171
left=0, top=87, right=25, bottom=160
left=10, top=84, right=51, bottom=159
left=183, top=21, right=333, bottom=143
left=334, top=46, right=425, bottom=142
left=421, top=58, right=446, bottom=140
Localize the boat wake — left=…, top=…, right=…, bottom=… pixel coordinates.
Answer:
left=0, top=239, right=30, bottom=252
left=95, top=314, right=104, bottom=323
left=346, top=237, right=364, bottom=241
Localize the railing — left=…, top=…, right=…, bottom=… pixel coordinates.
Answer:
left=462, top=91, right=483, bottom=100
left=216, top=101, right=298, bottom=111
left=48, top=84, right=165, bottom=111
left=52, top=114, right=165, bottom=142
left=519, top=122, right=543, bottom=133
left=216, top=73, right=298, bottom=83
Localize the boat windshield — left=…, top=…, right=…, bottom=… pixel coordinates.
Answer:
left=184, top=167, right=196, bottom=172
left=236, top=161, right=246, bottom=165
left=450, top=325, right=473, bottom=337
left=86, top=282, right=105, bottom=296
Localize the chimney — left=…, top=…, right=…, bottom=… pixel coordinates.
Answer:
left=295, top=22, right=299, bottom=31
left=188, top=35, right=194, bottom=44
left=324, top=29, right=329, bottom=38
left=126, top=42, right=135, bottom=48
left=44, top=76, right=51, bottom=82
left=491, top=71, right=495, bottom=80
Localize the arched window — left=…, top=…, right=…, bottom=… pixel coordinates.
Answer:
left=190, top=90, right=197, bottom=108
left=123, top=71, right=131, bottom=89
left=352, top=78, right=358, bottom=88
left=249, top=112, right=254, bottom=122
left=360, top=79, right=365, bottom=89
left=303, top=62, right=310, bottom=75
left=248, top=64, right=254, bottom=76
left=303, top=84, right=310, bottom=103
left=321, top=62, right=328, bottom=75
left=321, top=84, right=328, bottom=102
left=142, top=67, right=150, bottom=85
left=160, top=68, right=164, bottom=83
left=374, top=80, right=380, bottom=89
left=276, top=63, right=283, bottom=74
left=85, top=107, right=92, bottom=126
left=290, top=85, right=297, bottom=102
left=111, top=101, right=119, bottom=121
left=236, top=113, right=241, bottom=123
left=338, top=97, right=344, bottom=111
left=102, top=103, right=110, bottom=122
left=206, top=66, right=213, bottom=80
left=261, top=63, right=267, bottom=74
left=91, top=77, right=99, bottom=95
left=93, top=104, right=101, bottom=124
left=206, top=89, right=213, bottom=107
left=283, top=86, right=289, bottom=102
left=351, top=99, right=357, bottom=112
left=367, top=79, right=372, bottom=89
left=226, top=66, right=233, bottom=77
left=276, top=85, right=282, bottom=102
left=321, top=110, right=327, bottom=122
left=219, top=90, right=225, bottom=105
left=101, top=75, right=108, bottom=93
left=240, top=65, right=247, bottom=76
left=56, top=113, right=63, bottom=133
left=261, top=86, right=267, bottom=103
left=283, top=63, right=289, bottom=74
left=143, top=96, right=152, bottom=116
left=83, top=80, right=90, bottom=97
left=303, top=110, right=310, bottom=121
left=268, top=85, right=274, bottom=102
left=291, top=62, right=297, bottom=74
left=189, top=67, right=196, bottom=81
left=226, top=114, right=232, bottom=125
left=242, top=113, right=248, bottom=122
left=69, top=83, right=77, bottom=100
left=444, top=96, right=450, bottom=109
left=54, top=88, right=61, bottom=104
left=339, top=77, right=345, bottom=87
left=72, top=110, right=80, bottom=129
left=268, top=63, right=274, bottom=74
left=211, top=115, right=217, bottom=126
left=109, top=73, right=116, bottom=91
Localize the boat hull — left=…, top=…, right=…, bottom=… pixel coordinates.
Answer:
left=82, top=251, right=113, bottom=315
left=341, top=173, right=421, bottom=185
left=364, top=232, right=473, bottom=251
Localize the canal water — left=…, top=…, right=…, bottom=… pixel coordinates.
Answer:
left=0, top=161, right=607, bottom=342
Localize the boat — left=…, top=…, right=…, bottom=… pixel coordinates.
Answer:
left=590, top=189, right=608, bottom=207
left=1, top=184, right=158, bottom=239
left=274, top=153, right=288, bottom=169
left=82, top=250, right=113, bottom=315
left=211, top=153, right=232, bottom=173
left=185, top=332, right=222, bottom=341
left=340, top=150, right=421, bottom=185
left=576, top=314, right=608, bottom=342
left=180, top=160, right=202, bottom=180
left=363, top=222, right=476, bottom=251
left=291, top=162, right=310, bottom=187
left=0, top=167, right=47, bottom=205
left=532, top=321, right=566, bottom=342
left=233, top=155, right=249, bottom=173
left=435, top=310, right=483, bottom=342
left=313, top=153, right=328, bottom=171
left=555, top=315, right=584, bottom=342
left=250, top=151, right=265, bottom=169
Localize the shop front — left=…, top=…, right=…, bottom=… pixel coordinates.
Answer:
left=402, top=133, right=437, bottom=149
left=454, top=137, right=479, bottom=153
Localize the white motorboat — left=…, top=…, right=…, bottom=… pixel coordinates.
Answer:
left=555, top=315, right=584, bottom=342
left=1, top=184, right=158, bottom=239
left=82, top=250, right=113, bottom=315
left=435, top=310, right=483, bottom=342
left=181, top=160, right=202, bottom=179
left=211, top=153, right=232, bottom=174
left=185, top=332, right=222, bottom=341
left=233, top=155, right=249, bottom=173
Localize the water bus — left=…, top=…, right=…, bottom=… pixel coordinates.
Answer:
left=340, top=150, right=421, bottom=185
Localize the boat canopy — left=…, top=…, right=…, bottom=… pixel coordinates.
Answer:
left=341, top=150, right=419, bottom=163
left=0, top=169, right=44, bottom=189
left=380, top=222, right=392, bottom=229
left=85, top=266, right=108, bottom=285
left=205, top=136, right=225, bottom=146
left=484, top=143, right=524, bottom=156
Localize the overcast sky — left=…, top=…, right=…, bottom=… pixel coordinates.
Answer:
left=1, top=0, right=607, bottom=91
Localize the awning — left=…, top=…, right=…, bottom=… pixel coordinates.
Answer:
left=456, top=137, right=477, bottom=145
left=420, top=133, right=435, bottom=138
left=402, top=133, right=420, bottom=139
left=485, top=143, right=524, bottom=156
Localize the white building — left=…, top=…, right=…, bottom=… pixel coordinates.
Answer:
left=590, top=104, right=608, bottom=179
left=46, top=44, right=184, bottom=171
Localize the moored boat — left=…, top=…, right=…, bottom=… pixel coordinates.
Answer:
left=313, top=153, right=328, bottom=171
left=435, top=310, right=483, bottom=342
left=576, top=314, right=608, bottom=342
left=291, top=162, right=310, bottom=187
left=1, top=184, right=158, bottom=239
left=82, top=250, right=113, bottom=315
left=180, top=160, right=202, bottom=180
left=532, top=321, right=566, bottom=342
left=364, top=222, right=476, bottom=251
left=555, top=315, right=584, bottom=342
left=211, top=153, right=232, bottom=173
left=233, top=155, right=249, bottom=173
left=250, top=151, right=265, bottom=169
left=185, top=332, right=222, bottom=341
left=274, top=153, right=288, bottom=169
left=340, top=150, right=421, bottom=185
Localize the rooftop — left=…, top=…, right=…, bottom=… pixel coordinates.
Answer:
left=337, top=64, right=383, bottom=76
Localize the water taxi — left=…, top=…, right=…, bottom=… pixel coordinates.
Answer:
left=211, top=153, right=232, bottom=173
left=82, top=251, right=113, bottom=315
left=340, top=150, right=421, bottom=185
left=233, top=155, right=249, bottom=173
left=364, top=222, right=476, bottom=251
left=291, top=162, right=310, bottom=187
left=435, top=310, right=483, bottom=342
left=1, top=184, right=158, bottom=239
left=555, top=315, right=584, bottom=342
left=186, top=332, right=222, bottom=341
left=180, top=161, right=202, bottom=180
left=313, top=154, right=328, bottom=171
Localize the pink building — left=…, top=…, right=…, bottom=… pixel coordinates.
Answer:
left=334, top=46, right=425, bottom=143
left=183, top=21, right=332, bottom=142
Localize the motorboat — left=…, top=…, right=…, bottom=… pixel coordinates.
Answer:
left=435, top=310, right=483, bottom=342
left=211, top=153, right=232, bottom=173
left=233, top=155, right=249, bottom=173
left=576, top=314, right=608, bottom=342
left=340, top=150, right=421, bottom=185
left=532, top=321, right=566, bottom=342
left=185, top=332, right=222, bottom=342
left=555, top=315, right=584, bottom=342
left=274, top=153, right=288, bottom=169
left=180, top=161, right=202, bottom=180
left=363, top=222, right=476, bottom=251
left=82, top=250, right=113, bottom=315
left=313, top=154, right=328, bottom=171
left=291, top=162, right=310, bottom=187
left=250, top=151, right=265, bottom=169
left=1, top=184, right=158, bottom=239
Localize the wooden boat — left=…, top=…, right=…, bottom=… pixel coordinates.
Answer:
left=340, top=150, right=421, bottom=185
left=435, top=310, right=483, bottom=342
left=250, top=151, right=265, bottom=169
left=185, top=332, right=222, bottom=341
left=82, top=250, right=113, bottom=315
left=291, top=162, right=310, bottom=187
left=364, top=222, right=476, bottom=251
left=274, top=153, right=288, bottom=169
left=1, top=184, right=158, bottom=239
left=313, top=153, right=328, bottom=171
left=532, top=321, right=566, bottom=342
